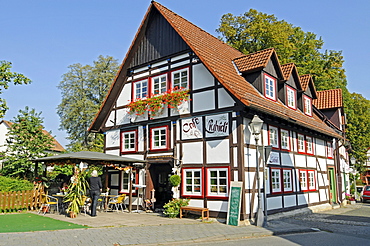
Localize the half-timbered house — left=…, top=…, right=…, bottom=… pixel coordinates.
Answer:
left=89, top=2, right=347, bottom=221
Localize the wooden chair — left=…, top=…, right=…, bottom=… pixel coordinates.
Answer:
left=38, top=194, right=59, bottom=215
left=107, top=194, right=126, bottom=212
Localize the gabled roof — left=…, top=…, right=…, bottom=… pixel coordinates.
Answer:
left=89, top=1, right=341, bottom=138
left=1, top=120, right=65, bottom=152
left=313, top=89, right=343, bottom=110
left=280, top=63, right=303, bottom=91
left=299, top=74, right=317, bottom=99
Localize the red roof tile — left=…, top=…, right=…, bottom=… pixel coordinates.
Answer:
left=233, top=48, right=275, bottom=73
left=313, top=89, right=343, bottom=109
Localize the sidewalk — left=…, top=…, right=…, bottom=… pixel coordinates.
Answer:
left=0, top=210, right=316, bottom=246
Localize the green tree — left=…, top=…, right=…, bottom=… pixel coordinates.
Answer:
left=0, top=61, right=31, bottom=118
left=346, top=93, right=370, bottom=170
left=57, top=55, right=119, bottom=151
left=0, top=107, right=54, bottom=180
left=216, top=9, right=347, bottom=92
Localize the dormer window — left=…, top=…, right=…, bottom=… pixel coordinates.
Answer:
left=286, top=86, right=296, bottom=109
left=303, top=95, right=312, bottom=116
left=264, top=74, right=276, bottom=101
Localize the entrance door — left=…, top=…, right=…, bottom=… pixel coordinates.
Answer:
left=149, top=163, right=173, bottom=208
left=328, top=168, right=337, bottom=203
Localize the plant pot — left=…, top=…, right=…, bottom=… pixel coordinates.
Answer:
left=69, top=211, right=77, bottom=218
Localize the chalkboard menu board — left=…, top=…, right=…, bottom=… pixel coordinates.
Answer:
left=227, top=181, right=242, bottom=226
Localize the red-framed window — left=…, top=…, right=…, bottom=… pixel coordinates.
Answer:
left=151, top=73, right=168, bottom=96
left=326, top=141, right=333, bottom=158
left=303, top=95, right=312, bottom=117
left=133, top=79, right=148, bottom=100
left=299, top=169, right=316, bottom=191
left=280, top=129, right=290, bottom=151
left=121, top=130, right=137, bottom=153
left=286, top=86, right=297, bottom=110
left=297, top=134, right=305, bottom=153
left=205, top=167, right=229, bottom=199
left=182, top=167, right=203, bottom=198
left=268, top=125, right=279, bottom=149
left=120, top=170, right=138, bottom=194
left=264, top=73, right=277, bottom=101
left=171, top=67, right=189, bottom=89
left=270, top=168, right=293, bottom=194
left=306, top=136, right=314, bottom=155
left=150, top=126, right=169, bottom=151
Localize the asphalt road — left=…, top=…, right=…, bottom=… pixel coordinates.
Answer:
left=277, top=202, right=370, bottom=240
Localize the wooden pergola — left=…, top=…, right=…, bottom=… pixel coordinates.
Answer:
left=32, top=151, right=147, bottom=212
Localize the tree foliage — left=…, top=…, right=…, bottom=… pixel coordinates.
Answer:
left=0, top=61, right=31, bottom=118
left=346, top=93, right=370, bottom=169
left=0, top=107, right=54, bottom=180
left=217, top=9, right=370, bottom=168
left=216, top=9, right=347, bottom=93
left=57, top=55, right=119, bottom=151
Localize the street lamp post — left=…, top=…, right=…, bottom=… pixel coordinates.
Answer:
left=249, top=115, right=264, bottom=227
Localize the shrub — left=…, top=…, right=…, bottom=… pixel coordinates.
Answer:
left=169, top=174, right=181, bottom=187
left=0, top=176, right=33, bottom=192
left=163, top=198, right=189, bottom=218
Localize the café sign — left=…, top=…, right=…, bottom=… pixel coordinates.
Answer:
left=181, top=113, right=230, bottom=140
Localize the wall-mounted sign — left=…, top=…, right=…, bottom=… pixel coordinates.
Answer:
left=181, top=117, right=203, bottom=140
left=267, top=151, right=280, bottom=165
left=205, top=113, right=229, bottom=138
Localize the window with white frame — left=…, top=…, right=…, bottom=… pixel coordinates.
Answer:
left=264, top=74, right=276, bottom=101
left=306, top=136, right=314, bottom=154
left=172, top=68, right=189, bottom=89
left=134, top=79, right=148, bottom=99
left=297, top=134, right=305, bottom=153
left=308, top=170, right=316, bottom=190
left=286, top=86, right=296, bottom=109
left=299, top=170, right=307, bottom=191
left=304, top=95, right=312, bottom=116
left=207, top=167, right=228, bottom=197
left=327, top=141, right=333, bottom=158
left=150, top=126, right=168, bottom=150
left=120, top=170, right=136, bottom=193
left=121, top=130, right=136, bottom=152
left=271, top=168, right=281, bottom=193
left=269, top=126, right=279, bottom=148
left=281, top=129, right=290, bottom=150
left=283, top=169, right=293, bottom=192
left=299, top=169, right=316, bottom=191
left=152, top=74, right=167, bottom=96
left=183, top=168, right=202, bottom=197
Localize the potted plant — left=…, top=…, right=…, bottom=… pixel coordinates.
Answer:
left=63, top=168, right=89, bottom=218
left=169, top=174, right=181, bottom=199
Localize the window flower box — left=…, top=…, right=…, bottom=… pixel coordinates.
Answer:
left=127, top=88, right=190, bottom=117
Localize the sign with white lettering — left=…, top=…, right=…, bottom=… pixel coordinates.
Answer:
left=181, top=117, right=203, bottom=140
left=205, top=113, right=229, bottom=138
left=227, top=181, right=243, bottom=226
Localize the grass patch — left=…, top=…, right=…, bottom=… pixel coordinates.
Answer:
left=0, top=213, right=88, bottom=233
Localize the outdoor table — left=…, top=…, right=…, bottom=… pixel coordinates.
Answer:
left=53, top=194, right=66, bottom=214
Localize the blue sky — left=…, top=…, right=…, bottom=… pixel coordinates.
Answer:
left=2, top=0, right=369, bottom=148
